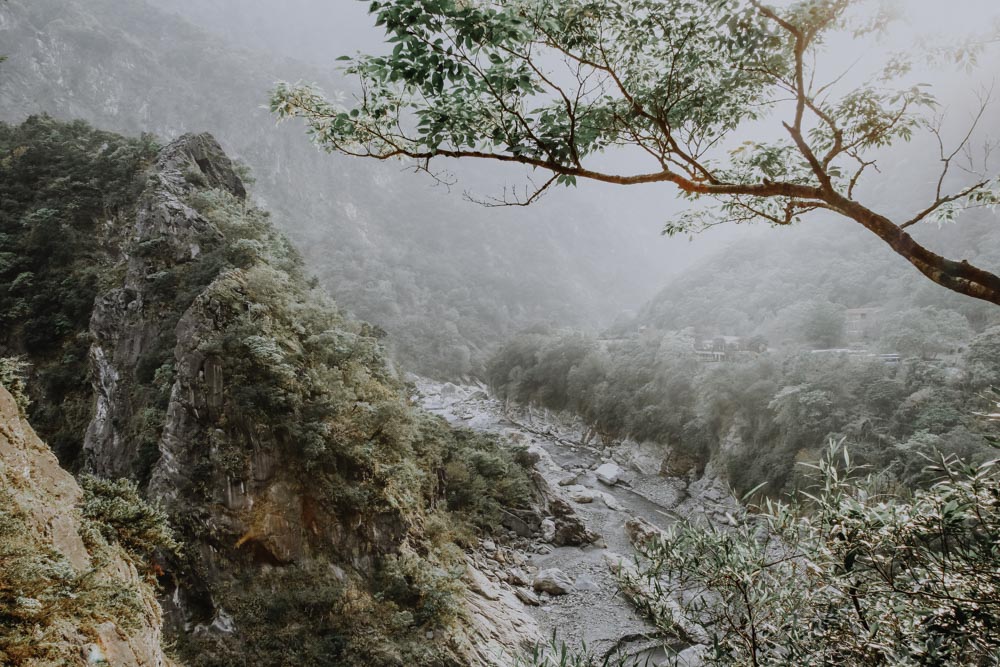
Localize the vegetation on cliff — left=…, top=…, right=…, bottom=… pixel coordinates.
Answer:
left=0, top=117, right=159, bottom=466
left=166, top=186, right=535, bottom=666
left=0, top=116, right=536, bottom=666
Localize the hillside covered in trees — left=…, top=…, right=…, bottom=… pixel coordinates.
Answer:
left=0, top=116, right=539, bottom=666
left=489, top=206, right=1000, bottom=496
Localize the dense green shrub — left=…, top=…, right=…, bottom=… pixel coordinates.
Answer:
left=0, top=116, right=159, bottom=467
left=80, top=475, right=179, bottom=565
left=184, top=188, right=536, bottom=519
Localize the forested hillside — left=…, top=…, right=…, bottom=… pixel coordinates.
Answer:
left=490, top=326, right=1000, bottom=495
left=0, top=0, right=669, bottom=378
left=624, top=212, right=1000, bottom=345
left=0, top=116, right=538, bottom=666
left=489, top=203, right=1000, bottom=496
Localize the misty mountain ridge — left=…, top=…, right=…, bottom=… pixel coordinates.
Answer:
left=3, top=0, right=1000, bottom=665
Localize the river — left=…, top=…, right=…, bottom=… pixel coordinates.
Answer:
left=414, top=378, right=738, bottom=665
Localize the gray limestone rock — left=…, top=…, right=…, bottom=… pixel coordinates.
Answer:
left=595, top=462, right=624, bottom=486
left=533, top=569, right=574, bottom=596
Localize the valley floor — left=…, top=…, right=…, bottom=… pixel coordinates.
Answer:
left=414, top=378, right=738, bottom=664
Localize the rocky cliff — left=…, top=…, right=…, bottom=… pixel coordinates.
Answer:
left=0, top=117, right=547, bottom=665
left=85, top=133, right=239, bottom=480
left=0, top=384, right=175, bottom=667
left=82, top=131, right=417, bottom=628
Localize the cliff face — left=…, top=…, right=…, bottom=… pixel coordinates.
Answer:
left=48, top=127, right=541, bottom=666
left=0, top=384, right=174, bottom=667
left=85, top=134, right=236, bottom=480
left=81, top=132, right=400, bottom=654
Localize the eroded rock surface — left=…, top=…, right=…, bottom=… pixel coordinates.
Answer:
left=415, top=377, right=739, bottom=665
left=0, top=385, right=175, bottom=667
left=85, top=134, right=233, bottom=479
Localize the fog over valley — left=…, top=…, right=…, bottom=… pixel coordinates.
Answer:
left=2, top=1, right=1000, bottom=665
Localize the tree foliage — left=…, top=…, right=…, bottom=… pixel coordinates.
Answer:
left=619, top=444, right=1000, bottom=665
left=879, top=307, right=972, bottom=360
left=273, top=0, right=1000, bottom=305
left=488, top=326, right=999, bottom=494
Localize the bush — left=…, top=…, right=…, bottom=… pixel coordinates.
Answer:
left=621, top=443, right=1000, bottom=665
left=80, top=475, right=179, bottom=565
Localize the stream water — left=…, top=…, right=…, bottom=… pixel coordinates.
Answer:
left=414, top=378, right=736, bottom=665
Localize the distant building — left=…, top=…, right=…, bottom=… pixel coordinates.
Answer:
left=694, top=335, right=767, bottom=362
left=809, top=348, right=900, bottom=365
left=845, top=307, right=882, bottom=342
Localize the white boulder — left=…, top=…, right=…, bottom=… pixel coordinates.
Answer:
left=533, top=568, right=574, bottom=595
left=595, top=462, right=624, bottom=486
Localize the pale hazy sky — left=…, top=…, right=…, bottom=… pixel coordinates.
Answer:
left=162, top=0, right=1000, bottom=66
left=158, top=0, right=1000, bottom=278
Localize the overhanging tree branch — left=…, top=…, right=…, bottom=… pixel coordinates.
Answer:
left=272, top=0, right=1000, bottom=307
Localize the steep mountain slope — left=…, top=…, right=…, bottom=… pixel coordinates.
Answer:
left=626, top=213, right=1000, bottom=342
left=0, top=0, right=668, bottom=378
left=0, top=383, right=175, bottom=667
left=487, top=197, right=1000, bottom=496
left=0, top=116, right=542, bottom=666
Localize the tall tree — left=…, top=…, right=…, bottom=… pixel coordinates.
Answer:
left=272, top=0, right=1000, bottom=305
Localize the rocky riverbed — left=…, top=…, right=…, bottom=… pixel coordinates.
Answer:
left=412, top=378, right=741, bottom=665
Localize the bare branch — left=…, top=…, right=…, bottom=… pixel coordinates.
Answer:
left=899, top=180, right=990, bottom=229
left=464, top=174, right=559, bottom=208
